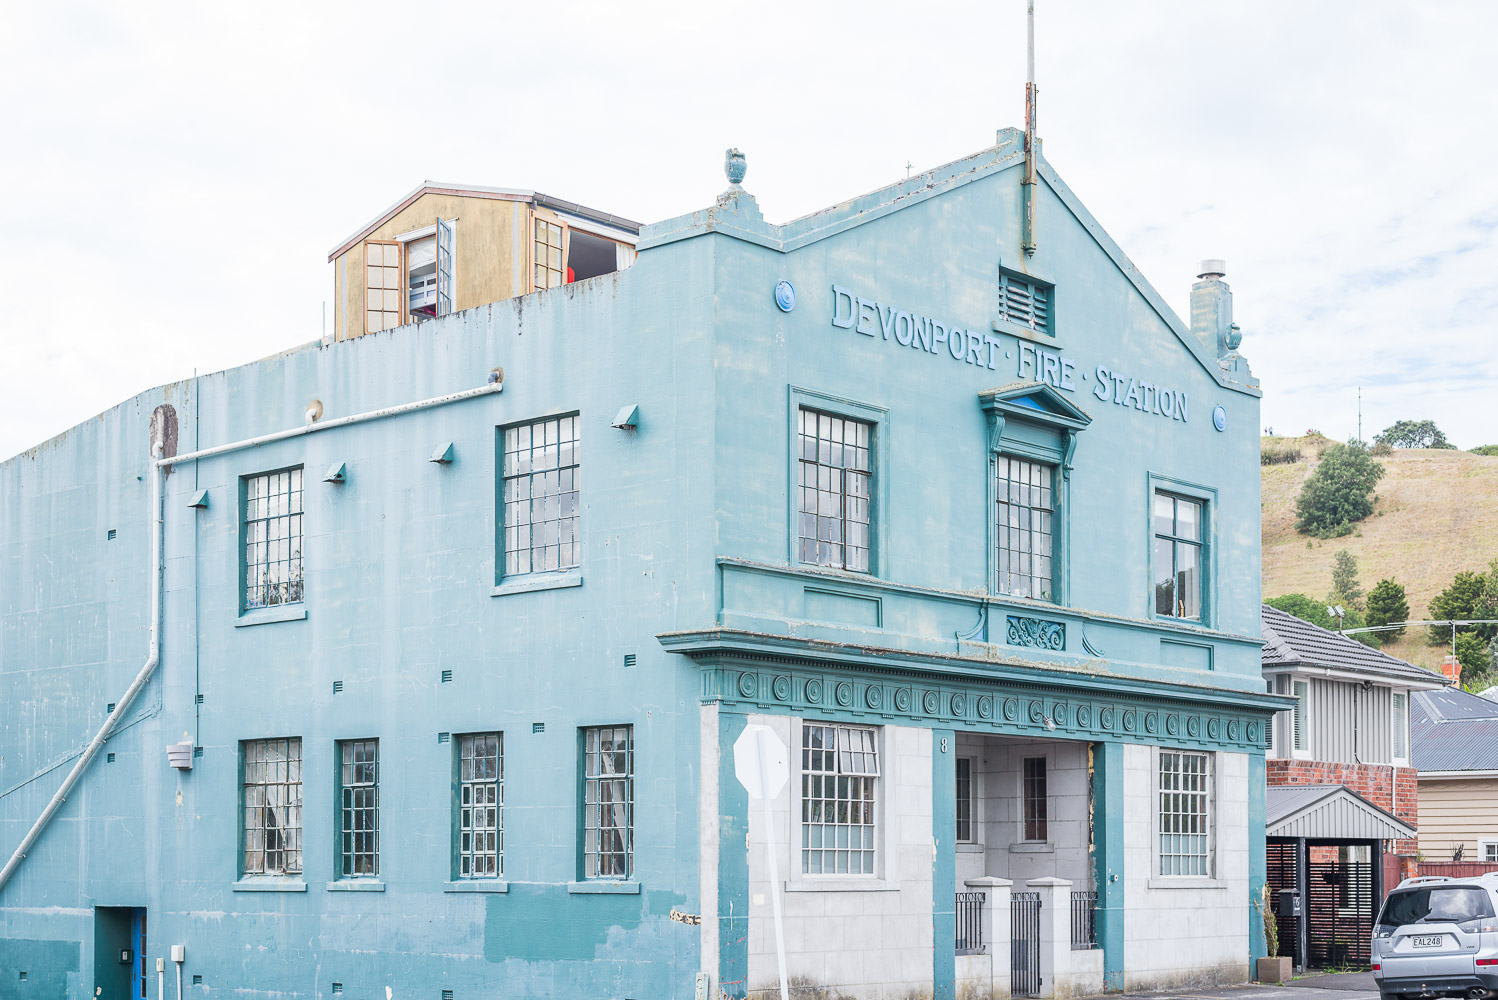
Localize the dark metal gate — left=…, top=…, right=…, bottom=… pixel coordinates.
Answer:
left=955, top=891, right=986, bottom=955
left=1011, top=890, right=1042, bottom=997
left=1307, top=851, right=1373, bottom=968
left=1266, top=840, right=1302, bottom=966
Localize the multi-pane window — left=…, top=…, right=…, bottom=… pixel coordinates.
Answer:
left=1293, top=680, right=1310, bottom=754
left=458, top=733, right=503, bottom=878
left=243, top=468, right=304, bottom=610
left=955, top=757, right=975, bottom=843
left=533, top=218, right=565, bottom=290
left=365, top=240, right=402, bottom=333
left=501, top=416, right=581, bottom=577
left=997, top=271, right=1051, bottom=337
left=797, top=409, right=872, bottom=573
left=1022, top=756, right=1048, bottom=841
left=582, top=726, right=633, bottom=879
left=1482, top=841, right=1498, bottom=863
left=996, top=457, right=1054, bottom=599
left=339, top=739, right=379, bottom=877
left=242, top=738, right=302, bottom=876
left=1392, top=693, right=1408, bottom=762
left=801, top=723, right=879, bottom=875
left=1157, top=751, right=1211, bottom=876
left=1153, top=492, right=1204, bottom=620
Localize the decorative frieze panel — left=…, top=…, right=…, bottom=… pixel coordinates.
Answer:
left=700, top=663, right=1271, bottom=753
left=1006, top=615, right=1065, bottom=650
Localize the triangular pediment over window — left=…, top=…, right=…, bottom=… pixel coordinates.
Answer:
left=978, top=381, right=1092, bottom=431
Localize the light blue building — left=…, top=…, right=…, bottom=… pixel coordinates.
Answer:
left=0, top=131, right=1289, bottom=1000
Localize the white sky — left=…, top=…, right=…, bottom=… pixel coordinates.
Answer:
left=2, top=0, right=1495, bottom=460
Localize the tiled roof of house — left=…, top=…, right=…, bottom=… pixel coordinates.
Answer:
left=1261, top=604, right=1448, bottom=686
left=1413, top=686, right=1498, bottom=772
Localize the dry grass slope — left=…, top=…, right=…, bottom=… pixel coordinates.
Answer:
left=1262, top=437, right=1498, bottom=671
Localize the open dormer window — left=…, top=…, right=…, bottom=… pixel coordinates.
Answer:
left=363, top=218, right=453, bottom=332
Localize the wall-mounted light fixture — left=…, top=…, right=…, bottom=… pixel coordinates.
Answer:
left=430, top=442, right=455, bottom=464
left=323, top=462, right=347, bottom=484
left=187, top=490, right=209, bottom=509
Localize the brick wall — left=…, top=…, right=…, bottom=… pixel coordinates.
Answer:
left=1267, top=758, right=1419, bottom=855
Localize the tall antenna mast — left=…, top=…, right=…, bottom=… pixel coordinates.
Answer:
left=1021, top=0, right=1039, bottom=256
left=1357, top=386, right=1362, bottom=442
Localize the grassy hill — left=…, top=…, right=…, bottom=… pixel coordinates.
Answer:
left=1262, top=436, right=1498, bottom=672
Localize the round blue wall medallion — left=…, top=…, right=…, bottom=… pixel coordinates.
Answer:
left=774, top=280, right=796, bottom=312
left=1213, top=405, right=1228, bottom=432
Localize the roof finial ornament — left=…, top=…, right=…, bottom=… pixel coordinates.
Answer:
left=724, top=148, right=747, bottom=187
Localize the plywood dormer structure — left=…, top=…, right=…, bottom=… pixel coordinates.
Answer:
left=327, top=183, right=640, bottom=342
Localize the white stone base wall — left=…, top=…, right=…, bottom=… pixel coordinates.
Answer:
left=744, top=715, right=934, bottom=999
left=1121, top=744, right=1251, bottom=990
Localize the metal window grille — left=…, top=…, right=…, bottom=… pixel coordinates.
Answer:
left=1392, top=693, right=1407, bottom=760
left=996, top=456, right=1053, bottom=599
left=1152, top=492, right=1203, bottom=620
left=1023, top=756, right=1048, bottom=842
left=997, top=272, right=1050, bottom=336
left=339, top=739, right=379, bottom=877
left=1070, top=890, right=1098, bottom=949
left=583, top=725, right=633, bottom=878
left=801, top=723, right=878, bottom=875
left=1157, top=751, right=1210, bottom=876
left=533, top=218, right=564, bottom=290
left=955, top=757, right=974, bottom=842
left=797, top=409, right=872, bottom=573
left=956, top=891, right=986, bottom=954
left=242, top=738, right=302, bottom=875
left=458, top=733, right=503, bottom=878
left=1293, top=681, right=1309, bottom=752
left=243, top=467, right=304, bottom=610
left=502, top=415, right=581, bottom=577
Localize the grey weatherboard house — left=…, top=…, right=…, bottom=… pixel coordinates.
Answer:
left=0, top=131, right=1288, bottom=999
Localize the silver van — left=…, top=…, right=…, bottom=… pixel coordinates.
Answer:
left=1373, top=874, right=1498, bottom=1000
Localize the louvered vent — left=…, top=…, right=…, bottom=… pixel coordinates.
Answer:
left=998, top=272, right=1051, bottom=337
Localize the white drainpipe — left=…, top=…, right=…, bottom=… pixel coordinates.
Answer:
left=0, top=375, right=504, bottom=895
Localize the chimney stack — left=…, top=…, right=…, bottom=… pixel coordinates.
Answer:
left=1190, top=259, right=1234, bottom=358
left=1441, top=654, right=1463, bottom=685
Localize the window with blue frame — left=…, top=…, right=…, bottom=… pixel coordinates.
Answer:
left=242, top=467, right=303, bottom=610
left=500, top=415, right=580, bottom=578
left=1153, top=491, right=1204, bottom=621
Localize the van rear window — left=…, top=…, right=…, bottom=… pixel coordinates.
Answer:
left=1379, top=887, right=1495, bottom=930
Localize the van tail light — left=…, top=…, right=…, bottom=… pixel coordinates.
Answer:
left=1371, top=964, right=1381, bottom=972
left=1477, top=959, right=1498, bottom=967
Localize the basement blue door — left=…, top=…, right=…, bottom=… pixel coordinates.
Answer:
left=132, top=909, right=148, bottom=1000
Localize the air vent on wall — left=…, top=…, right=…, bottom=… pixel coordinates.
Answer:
left=532, top=722, right=545, bottom=734
left=441, top=670, right=453, bottom=683
left=623, top=654, right=637, bottom=668
left=333, top=680, right=343, bottom=694
left=438, top=733, right=450, bottom=744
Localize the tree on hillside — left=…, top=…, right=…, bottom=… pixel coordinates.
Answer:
left=1266, top=593, right=1378, bottom=647
left=1471, top=445, right=1498, bottom=457
left=1375, top=419, right=1455, bottom=450
left=1295, top=442, right=1384, bottom=538
left=1330, top=550, right=1364, bottom=611
left=1365, top=579, right=1410, bottom=644
left=1455, top=632, right=1489, bottom=682
left=1427, top=569, right=1495, bottom=645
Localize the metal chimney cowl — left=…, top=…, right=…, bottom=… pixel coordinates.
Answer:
left=166, top=741, right=194, bottom=770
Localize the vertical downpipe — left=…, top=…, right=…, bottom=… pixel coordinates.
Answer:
left=1021, top=0, right=1039, bottom=257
